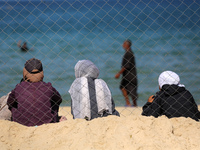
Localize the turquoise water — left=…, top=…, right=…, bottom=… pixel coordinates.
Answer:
left=0, top=0, right=200, bottom=106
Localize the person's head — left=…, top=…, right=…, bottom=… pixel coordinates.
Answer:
left=74, top=60, right=99, bottom=79
left=23, top=42, right=27, bottom=48
left=23, top=58, right=44, bottom=82
left=123, top=39, right=132, bottom=51
left=158, top=71, right=182, bottom=90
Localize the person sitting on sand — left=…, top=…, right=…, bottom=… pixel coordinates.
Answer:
left=0, top=93, right=11, bottom=120
left=142, top=71, right=200, bottom=121
left=7, top=58, right=66, bottom=126
left=17, top=40, right=29, bottom=52
left=69, top=60, right=120, bottom=120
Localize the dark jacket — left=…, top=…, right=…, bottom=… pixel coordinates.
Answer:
left=7, top=81, right=62, bottom=126
left=142, top=84, right=200, bottom=121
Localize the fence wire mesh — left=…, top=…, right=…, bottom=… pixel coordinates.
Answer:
left=0, top=0, right=200, bottom=124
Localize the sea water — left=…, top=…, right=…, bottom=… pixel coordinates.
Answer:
left=0, top=0, right=199, bottom=106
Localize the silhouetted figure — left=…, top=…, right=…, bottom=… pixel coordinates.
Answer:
left=115, top=40, right=138, bottom=107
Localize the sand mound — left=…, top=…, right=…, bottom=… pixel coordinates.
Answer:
left=0, top=107, right=200, bottom=150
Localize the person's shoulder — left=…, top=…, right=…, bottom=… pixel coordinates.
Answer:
left=16, top=81, right=28, bottom=87
left=41, top=81, right=53, bottom=87
left=125, top=50, right=134, bottom=57
left=95, top=78, right=106, bottom=83
left=95, top=79, right=111, bottom=91
left=154, top=90, right=165, bottom=101
left=12, top=82, right=29, bottom=92
left=170, top=85, right=191, bottom=96
left=41, top=82, right=59, bottom=92
left=29, top=81, right=53, bottom=88
left=156, top=90, right=163, bottom=95
left=181, top=87, right=194, bottom=97
left=95, top=78, right=110, bottom=86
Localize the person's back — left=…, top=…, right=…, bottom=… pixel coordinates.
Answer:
left=143, top=84, right=200, bottom=121
left=69, top=60, right=120, bottom=120
left=122, top=50, right=136, bottom=82
left=142, top=71, right=200, bottom=121
left=8, top=81, right=61, bottom=126
left=7, top=58, right=64, bottom=126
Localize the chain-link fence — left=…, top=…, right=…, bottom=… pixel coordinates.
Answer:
left=0, top=0, right=200, bottom=124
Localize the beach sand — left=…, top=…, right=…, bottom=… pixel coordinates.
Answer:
left=0, top=107, right=200, bottom=150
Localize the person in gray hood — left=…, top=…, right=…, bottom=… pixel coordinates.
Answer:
left=69, top=60, right=120, bottom=120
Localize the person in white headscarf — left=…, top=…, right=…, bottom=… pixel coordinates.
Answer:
left=69, top=60, right=120, bottom=120
left=142, top=71, right=200, bottom=121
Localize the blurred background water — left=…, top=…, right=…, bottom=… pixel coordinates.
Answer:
left=0, top=0, right=199, bottom=106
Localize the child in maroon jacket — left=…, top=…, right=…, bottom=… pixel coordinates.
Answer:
left=7, top=58, right=66, bottom=126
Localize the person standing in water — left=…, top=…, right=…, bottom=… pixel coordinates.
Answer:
left=115, top=39, right=138, bottom=107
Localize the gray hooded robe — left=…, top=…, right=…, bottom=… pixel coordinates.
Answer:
left=69, top=60, right=119, bottom=120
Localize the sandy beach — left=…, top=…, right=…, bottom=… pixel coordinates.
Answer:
left=0, top=107, right=200, bottom=150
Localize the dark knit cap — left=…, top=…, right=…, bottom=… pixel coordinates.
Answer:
left=25, top=58, right=43, bottom=73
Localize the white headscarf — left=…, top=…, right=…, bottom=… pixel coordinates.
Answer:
left=69, top=60, right=112, bottom=120
left=158, top=71, right=184, bottom=89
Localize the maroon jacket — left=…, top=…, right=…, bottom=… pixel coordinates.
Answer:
left=7, top=81, right=62, bottom=126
